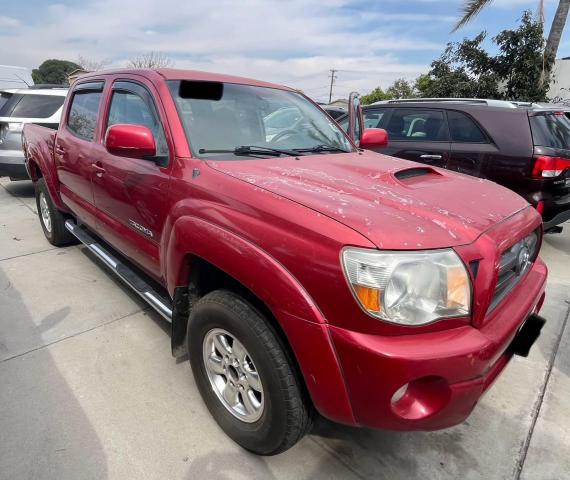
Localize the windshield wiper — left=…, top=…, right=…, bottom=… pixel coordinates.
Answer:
left=293, top=145, right=350, bottom=154
left=199, top=145, right=301, bottom=157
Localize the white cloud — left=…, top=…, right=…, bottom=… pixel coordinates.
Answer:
left=0, top=0, right=438, bottom=100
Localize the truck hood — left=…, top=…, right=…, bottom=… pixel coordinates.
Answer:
left=207, top=151, right=529, bottom=249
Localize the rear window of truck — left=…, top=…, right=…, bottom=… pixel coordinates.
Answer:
left=530, top=113, right=570, bottom=149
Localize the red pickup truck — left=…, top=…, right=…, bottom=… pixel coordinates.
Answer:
left=23, top=69, right=547, bottom=455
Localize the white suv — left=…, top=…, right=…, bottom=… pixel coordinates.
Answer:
left=0, top=87, right=68, bottom=180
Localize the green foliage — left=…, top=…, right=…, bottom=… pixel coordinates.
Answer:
left=32, top=59, right=81, bottom=85
left=361, top=78, right=416, bottom=105
left=361, top=87, right=391, bottom=105
left=419, top=11, right=550, bottom=102
left=386, top=78, right=416, bottom=99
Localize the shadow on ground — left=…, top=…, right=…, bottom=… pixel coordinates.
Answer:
left=0, top=266, right=108, bottom=480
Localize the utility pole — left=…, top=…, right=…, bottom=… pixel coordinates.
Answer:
left=328, top=69, right=337, bottom=104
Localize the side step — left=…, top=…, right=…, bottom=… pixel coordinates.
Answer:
left=65, top=220, right=173, bottom=322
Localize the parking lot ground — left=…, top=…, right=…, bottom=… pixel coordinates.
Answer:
left=1, top=178, right=569, bottom=480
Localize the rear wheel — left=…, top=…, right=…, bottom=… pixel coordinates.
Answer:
left=188, top=290, right=312, bottom=455
left=35, top=178, right=75, bottom=246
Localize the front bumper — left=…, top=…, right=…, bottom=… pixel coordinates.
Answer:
left=0, top=150, right=28, bottom=180
left=329, top=258, right=547, bottom=431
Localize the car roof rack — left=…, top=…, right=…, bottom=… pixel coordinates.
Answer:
left=372, top=98, right=519, bottom=109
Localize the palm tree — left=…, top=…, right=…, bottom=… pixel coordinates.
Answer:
left=453, top=0, right=570, bottom=60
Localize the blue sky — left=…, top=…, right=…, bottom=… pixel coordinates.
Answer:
left=0, top=0, right=565, bottom=101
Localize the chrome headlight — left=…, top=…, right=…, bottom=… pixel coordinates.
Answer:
left=342, top=248, right=471, bottom=325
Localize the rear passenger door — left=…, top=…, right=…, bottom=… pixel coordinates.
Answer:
left=381, top=108, right=450, bottom=169
left=446, top=110, right=496, bottom=177
left=55, top=81, right=104, bottom=228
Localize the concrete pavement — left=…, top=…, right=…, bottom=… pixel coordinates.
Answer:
left=0, top=178, right=569, bottom=480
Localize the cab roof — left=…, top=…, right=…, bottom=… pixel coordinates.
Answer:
left=77, top=68, right=294, bottom=92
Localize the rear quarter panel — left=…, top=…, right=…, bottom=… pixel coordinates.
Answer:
left=22, top=123, right=67, bottom=210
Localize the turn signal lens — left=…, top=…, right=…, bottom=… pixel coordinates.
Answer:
left=353, top=285, right=381, bottom=313
left=447, top=265, right=469, bottom=308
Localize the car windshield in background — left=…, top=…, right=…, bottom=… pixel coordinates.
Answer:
left=530, top=112, right=570, bottom=150
left=168, top=80, right=352, bottom=158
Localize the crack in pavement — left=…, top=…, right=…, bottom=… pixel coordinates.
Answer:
left=0, top=307, right=149, bottom=365
left=514, top=297, right=570, bottom=479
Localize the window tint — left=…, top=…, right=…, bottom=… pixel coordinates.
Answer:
left=107, top=90, right=168, bottom=156
left=11, top=95, right=65, bottom=118
left=530, top=113, right=570, bottom=149
left=67, top=90, right=102, bottom=140
left=385, top=109, right=448, bottom=141
left=363, top=109, right=386, bottom=129
left=448, top=111, right=487, bottom=143
left=0, top=92, right=13, bottom=112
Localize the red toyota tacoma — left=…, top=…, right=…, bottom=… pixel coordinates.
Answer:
left=22, top=69, right=547, bottom=455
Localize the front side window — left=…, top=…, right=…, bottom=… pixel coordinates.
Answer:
left=168, top=80, right=353, bottom=158
left=385, top=109, right=448, bottom=141
left=11, top=94, right=65, bottom=118
left=107, top=89, right=168, bottom=156
left=67, top=90, right=102, bottom=140
left=448, top=111, right=488, bottom=143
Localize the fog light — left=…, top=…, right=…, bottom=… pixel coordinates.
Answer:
left=391, top=383, right=409, bottom=404
left=390, top=376, right=451, bottom=420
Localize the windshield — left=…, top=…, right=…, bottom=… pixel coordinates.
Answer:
left=168, top=80, right=353, bottom=158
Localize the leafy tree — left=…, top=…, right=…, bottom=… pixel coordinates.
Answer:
left=127, top=52, right=174, bottom=69
left=418, top=12, right=550, bottom=102
left=386, top=78, right=416, bottom=99
left=361, top=87, right=391, bottom=105
left=453, top=0, right=569, bottom=61
left=32, top=59, right=81, bottom=85
left=361, top=78, right=416, bottom=105
left=494, top=12, right=551, bottom=101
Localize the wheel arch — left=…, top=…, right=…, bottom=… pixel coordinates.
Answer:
left=167, top=216, right=356, bottom=425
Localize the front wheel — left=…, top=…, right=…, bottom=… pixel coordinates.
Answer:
left=35, top=178, right=75, bottom=246
left=188, top=290, right=312, bottom=455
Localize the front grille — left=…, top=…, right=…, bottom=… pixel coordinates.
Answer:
left=489, top=230, right=540, bottom=311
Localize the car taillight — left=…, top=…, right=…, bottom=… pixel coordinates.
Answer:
left=531, top=155, right=570, bottom=178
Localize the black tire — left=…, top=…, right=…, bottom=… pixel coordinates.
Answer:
left=35, top=178, right=76, bottom=246
left=187, top=290, right=312, bottom=455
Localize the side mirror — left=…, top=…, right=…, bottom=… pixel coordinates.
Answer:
left=360, top=128, right=388, bottom=149
left=105, top=124, right=156, bottom=159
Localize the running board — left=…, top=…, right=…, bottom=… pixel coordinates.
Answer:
left=65, top=220, right=173, bottom=322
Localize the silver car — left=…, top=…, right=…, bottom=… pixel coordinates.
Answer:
left=0, top=87, right=68, bottom=180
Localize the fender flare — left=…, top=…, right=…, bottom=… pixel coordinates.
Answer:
left=166, top=215, right=356, bottom=425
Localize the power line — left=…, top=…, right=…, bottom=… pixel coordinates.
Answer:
left=328, top=69, right=337, bottom=103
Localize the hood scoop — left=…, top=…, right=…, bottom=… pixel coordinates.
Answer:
left=394, top=167, right=444, bottom=186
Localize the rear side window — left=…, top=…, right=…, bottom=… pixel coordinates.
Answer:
left=0, top=92, right=13, bottom=113
left=10, top=95, right=65, bottom=118
left=385, top=109, right=448, bottom=141
left=530, top=113, right=570, bottom=149
left=448, top=111, right=487, bottom=143
left=363, top=109, right=387, bottom=128
left=67, top=90, right=102, bottom=140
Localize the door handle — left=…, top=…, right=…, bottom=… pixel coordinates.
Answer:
left=420, top=154, right=442, bottom=160
left=55, top=145, right=65, bottom=155
left=91, top=163, right=106, bottom=177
